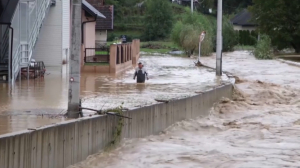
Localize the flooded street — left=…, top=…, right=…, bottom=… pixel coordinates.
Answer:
left=70, top=51, right=300, bottom=168
left=0, top=55, right=227, bottom=135
left=81, top=55, right=228, bottom=114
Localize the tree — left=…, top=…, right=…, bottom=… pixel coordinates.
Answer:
left=197, top=0, right=252, bottom=15
left=249, top=0, right=300, bottom=53
left=171, top=9, right=214, bottom=56
left=143, top=0, right=173, bottom=41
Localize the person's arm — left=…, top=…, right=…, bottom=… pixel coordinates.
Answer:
left=133, top=69, right=137, bottom=79
left=144, top=68, right=149, bottom=80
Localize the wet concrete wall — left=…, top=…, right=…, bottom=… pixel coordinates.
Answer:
left=0, top=84, right=232, bottom=168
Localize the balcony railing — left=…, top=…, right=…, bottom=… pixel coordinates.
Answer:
left=8, top=0, right=51, bottom=83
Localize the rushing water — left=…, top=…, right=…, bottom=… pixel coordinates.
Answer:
left=69, top=51, right=300, bottom=168
left=0, top=55, right=228, bottom=135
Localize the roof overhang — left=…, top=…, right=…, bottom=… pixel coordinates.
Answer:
left=82, top=0, right=106, bottom=19
left=0, top=0, right=19, bottom=24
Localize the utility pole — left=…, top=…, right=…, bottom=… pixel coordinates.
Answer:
left=67, top=0, right=82, bottom=118
left=191, top=0, right=193, bottom=13
left=216, top=0, right=222, bottom=76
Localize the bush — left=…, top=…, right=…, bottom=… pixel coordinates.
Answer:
left=210, top=17, right=237, bottom=52
left=237, top=30, right=258, bottom=46
left=143, top=0, right=173, bottom=41
left=171, top=9, right=214, bottom=56
left=253, top=34, right=273, bottom=59
left=107, top=33, right=115, bottom=42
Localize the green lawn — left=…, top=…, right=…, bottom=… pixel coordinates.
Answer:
left=140, top=48, right=170, bottom=54
left=95, top=51, right=109, bottom=55
left=84, top=62, right=109, bottom=66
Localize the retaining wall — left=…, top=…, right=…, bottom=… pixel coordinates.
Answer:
left=0, top=84, right=233, bottom=168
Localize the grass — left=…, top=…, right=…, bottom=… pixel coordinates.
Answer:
left=140, top=48, right=170, bottom=54
left=106, top=40, right=179, bottom=54
left=140, top=41, right=179, bottom=54
left=95, top=51, right=109, bottom=55
left=84, top=62, right=109, bottom=66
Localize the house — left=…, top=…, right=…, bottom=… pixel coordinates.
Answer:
left=0, top=0, right=106, bottom=83
left=33, top=0, right=106, bottom=69
left=86, top=0, right=114, bottom=46
left=231, top=9, right=257, bottom=31
left=171, top=0, right=198, bottom=6
left=81, top=0, right=106, bottom=67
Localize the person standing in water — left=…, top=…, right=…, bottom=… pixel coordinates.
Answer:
left=133, top=62, right=149, bottom=83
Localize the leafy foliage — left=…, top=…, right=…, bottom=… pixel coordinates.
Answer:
left=249, top=0, right=300, bottom=53
left=143, top=0, right=173, bottom=41
left=209, top=16, right=238, bottom=52
left=253, top=34, right=273, bottom=59
left=171, top=9, right=213, bottom=56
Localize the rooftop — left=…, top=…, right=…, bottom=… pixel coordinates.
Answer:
left=231, top=9, right=256, bottom=27
left=82, top=0, right=106, bottom=19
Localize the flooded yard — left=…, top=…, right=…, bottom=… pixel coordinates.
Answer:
left=0, top=55, right=228, bottom=135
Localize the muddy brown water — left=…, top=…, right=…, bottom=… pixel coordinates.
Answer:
left=69, top=51, right=300, bottom=168
left=0, top=55, right=228, bottom=135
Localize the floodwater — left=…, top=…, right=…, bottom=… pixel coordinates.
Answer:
left=0, top=55, right=228, bottom=135
left=69, top=51, right=300, bottom=168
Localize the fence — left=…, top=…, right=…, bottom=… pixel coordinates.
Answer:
left=0, top=83, right=232, bottom=168
left=108, top=39, right=140, bottom=73
left=84, top=47, right=110, bottom=63
left=3, top=0, right=52, bottom=83
left=82, top=39, right=140, bottom=73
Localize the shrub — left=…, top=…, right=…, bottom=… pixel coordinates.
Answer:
left=253, top=34, right=273, bottom=59
left=143, top=0, right=173, bottom=41
left=171, top=9, right=214, bottom=56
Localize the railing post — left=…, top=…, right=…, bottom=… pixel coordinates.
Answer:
left=109, top=44, right=117, bottom=73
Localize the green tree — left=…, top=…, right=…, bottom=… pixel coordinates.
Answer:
left=143, top=0, right=173, bottom=41
left=249, top=0, right=300, bottom=53
left=171, top=9, right=213, bottom=56
left=253, top=34, right=273, bottom=59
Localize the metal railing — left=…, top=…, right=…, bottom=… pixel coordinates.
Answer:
left=84, top=47, right=110, bottom=64
left=9, top=0, right=51, bottom=83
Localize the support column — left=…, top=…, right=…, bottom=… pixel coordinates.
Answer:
left=216, top=0, right=223, bottom=76
left=67, top=0, right=82, bottom=118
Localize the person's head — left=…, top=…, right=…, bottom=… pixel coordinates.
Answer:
left=138, top=62, right=143, bottom=68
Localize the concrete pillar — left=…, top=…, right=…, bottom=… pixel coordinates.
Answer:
left=109, top=45, right=117, bottom=73
left=68, top=0, right=82, bottom=118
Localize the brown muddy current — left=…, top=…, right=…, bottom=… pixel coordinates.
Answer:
left=69, top=51, right=300, bottom=168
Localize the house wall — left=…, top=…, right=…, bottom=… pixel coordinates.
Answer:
left=95, top=30, right=107, bottom=46
left=81, top=10, right=96, bottom=67
left=62, top=0, right=70, bottom=64
left=32, top=1, right=62, bottom=68
left=233, top=25, right=256, bottom=31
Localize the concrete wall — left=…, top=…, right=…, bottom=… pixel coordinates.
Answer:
left=0, top=84, right=232, bottom=168
left=81, top=65, right=110, bottom=73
